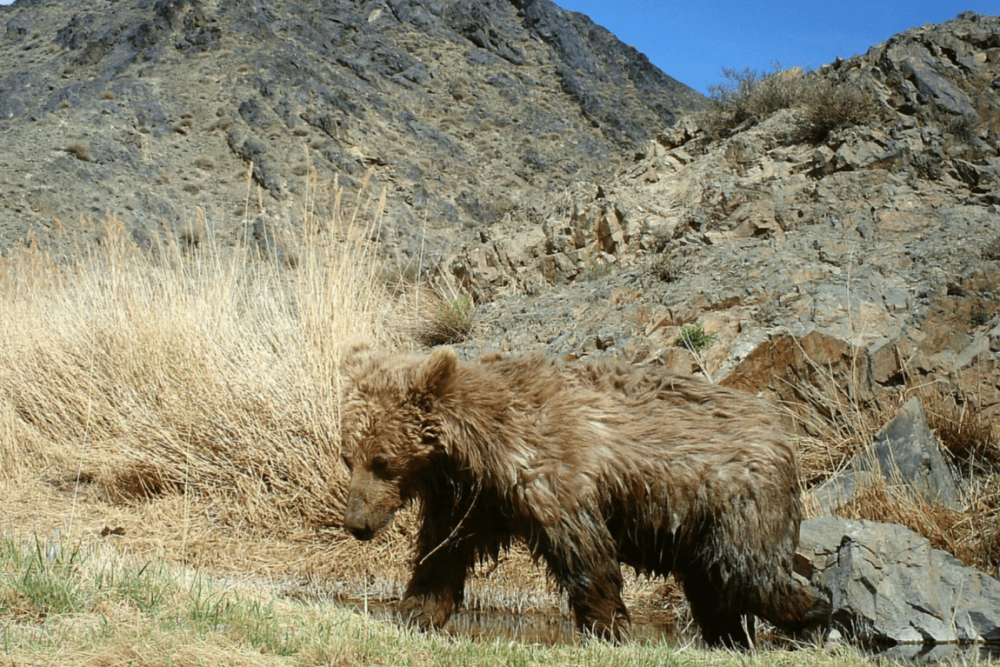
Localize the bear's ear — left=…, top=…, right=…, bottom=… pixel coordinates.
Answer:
left=338, top=339, right=372, bottom=376
left=412, top=347, right=458, bottom=400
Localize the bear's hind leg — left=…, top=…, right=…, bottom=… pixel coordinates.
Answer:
left=682, top=571, right=755, bottom=649
left=749, top=574, right=831, bottom=639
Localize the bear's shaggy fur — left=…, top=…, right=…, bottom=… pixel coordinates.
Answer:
left=339, top=345, right=829, bottom=647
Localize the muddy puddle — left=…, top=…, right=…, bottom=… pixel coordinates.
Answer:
left=353, top=602, right=676, bottom=646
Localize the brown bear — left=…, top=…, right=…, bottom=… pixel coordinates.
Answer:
left=339, top=345, right=829, bottom=647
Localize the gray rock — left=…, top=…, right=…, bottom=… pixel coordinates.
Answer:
left=811, top=398, right=962, bottom=514
left=897, top=51, right=974, bottom=116
left=798, top=516, right=1000, bottom=645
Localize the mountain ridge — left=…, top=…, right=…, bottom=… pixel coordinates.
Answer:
left=0, top=0, right=703, bottom=259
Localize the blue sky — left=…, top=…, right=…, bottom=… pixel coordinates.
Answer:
left=1, top=0, right=996, bottom=94
left=558, top=1, right=1000, bottom=93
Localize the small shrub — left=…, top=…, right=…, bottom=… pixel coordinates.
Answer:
left=971, top=309, right=991, bottom=328
left=677, top=322, right=715, bottom=353
left=649, top=254, right=678, bottom=283
left=100, top=90, right=115, bottom=101
left=799, top=79, right=879, bottom=142
left=698, top=63, right=804, bottom=139
left=419, top=294, right=477, bottom=346
left=66, top=142, right=91, bottom=161
left=983, top=235, right=1000, bottom=261
left=194, top=155, right=216, bottom=171
left=950, top=112, right=983, bottom=142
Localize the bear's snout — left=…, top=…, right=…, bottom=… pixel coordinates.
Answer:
left=343, top=492, right=378, bottom=540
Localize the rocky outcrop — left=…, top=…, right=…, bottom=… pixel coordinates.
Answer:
left=444, top=12, right=1000, bottom=428
left=798, top=516, right=1000, bottom=645
left=810, top=398, right=962, bottom=514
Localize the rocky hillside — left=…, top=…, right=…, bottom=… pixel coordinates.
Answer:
left=434, top=11, right=1000, bottom=429
left=4, top=0, right=1000, bottom=430
left=0, top=0, right=702, bottom=259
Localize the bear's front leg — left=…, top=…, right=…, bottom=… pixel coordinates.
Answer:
left=399, top=509, right=479, bottom=631
left=540, top=519, right=631, bottom=642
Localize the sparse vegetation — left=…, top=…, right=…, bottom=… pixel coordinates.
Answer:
left=697, top=63, right=879, bottom=143
left=699, top=63, right=804, bottom=139
left=676, top=322, right=715, bottom=353
left=799, top=79, right=880, bottom=142
left=788, top=347, right=1000, bottom=580
left=65, top=141, right=90, bottom=161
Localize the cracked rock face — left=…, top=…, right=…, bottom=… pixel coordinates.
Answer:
left=797, top=516, right=1000, bottom=645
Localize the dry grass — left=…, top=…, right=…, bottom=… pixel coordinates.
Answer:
left=786, top=345, right=1000, bottom=578
left=65, top=141, right=91, bottom=161
left=0, top=174, right=401, bottom=570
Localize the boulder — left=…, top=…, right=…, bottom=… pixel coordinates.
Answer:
left=810, top=397, right=962, bottom=514
left=798, top=516, right=1000, bottom=645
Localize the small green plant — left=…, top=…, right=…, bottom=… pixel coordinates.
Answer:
left=420, top=294, right=476, bottom=346
left=5, top=535, right=89, bottom=616
left=96, top=559, right=171, bottom=614
left=971, top=309, right=991, bottom=327
left=677, top=322, right=716, bottom=353
left=581, top=254, right=612, bottom=282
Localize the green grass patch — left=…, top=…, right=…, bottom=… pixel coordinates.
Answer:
left=0, top=532, right=889, bottom=667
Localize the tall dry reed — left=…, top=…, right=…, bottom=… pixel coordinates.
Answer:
left=0, top=175, right=397, bottom=538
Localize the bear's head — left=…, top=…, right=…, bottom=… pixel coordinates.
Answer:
left=339, top=346, right=457, bottom=540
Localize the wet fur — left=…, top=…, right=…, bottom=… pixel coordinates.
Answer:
left=339, top=346, right=830, bottom=647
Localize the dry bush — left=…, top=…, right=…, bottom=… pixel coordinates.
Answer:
left=193, top=155, right=216, bottom=171
left=798, top=79, right=880, bottom=142
left=698, top=63, right=805, bottom=139
left=66, top=142, right=91, bottom=161
left=410, top=288, right=480, bottom=347
left=0, top=177, right=398, bottom=543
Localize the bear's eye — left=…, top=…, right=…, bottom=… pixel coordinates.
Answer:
left=371, top=455, right=390, bottom=477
